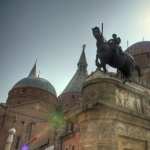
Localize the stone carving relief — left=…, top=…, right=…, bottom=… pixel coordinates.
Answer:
left=115, top=88, right=142, bottom=113
left=143, top=99, right=150, bottom=117
left=116, top=122, right=148, bottom=140
left=118, top=136, right=146, bottom=150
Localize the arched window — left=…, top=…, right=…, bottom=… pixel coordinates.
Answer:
left=1, top=114, right=6, bottom=127
left=66, top=122, right=74, bottom=133
left=25, top=122, right=35, bottom=141
left=15, top=136, right=21, bottom=149
left=72, top=145, right=75, bottom=150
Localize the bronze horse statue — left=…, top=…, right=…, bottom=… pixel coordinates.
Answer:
left=92, top=27, right=141, bottom=82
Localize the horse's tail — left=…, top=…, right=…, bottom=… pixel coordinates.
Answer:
left=135, top=65, right=141, bottom=77
left=126, top=52, right=141, bottom=77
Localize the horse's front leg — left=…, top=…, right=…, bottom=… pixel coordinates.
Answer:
left=102, top=64, right=107, bottom=73
left=95, top=54, right=99, bottom=67
left=95, top=54, right=101, bottom=70
left=98, top=62, right=107, bottom=73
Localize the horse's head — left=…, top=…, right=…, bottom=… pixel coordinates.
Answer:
left=92, top=27, right=102, bottom=39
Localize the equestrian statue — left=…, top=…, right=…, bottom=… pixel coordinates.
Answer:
left=92, top=23, right=141, bottom=83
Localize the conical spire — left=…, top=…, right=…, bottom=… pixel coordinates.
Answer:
left=62, top=45, right=88, bottom=94
left=77, top=44, right=87, bottom=71
left=28, top=60, right=37, bottom=78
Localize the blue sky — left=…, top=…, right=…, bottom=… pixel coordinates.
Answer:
left=1, top=0, right=150, bottom=102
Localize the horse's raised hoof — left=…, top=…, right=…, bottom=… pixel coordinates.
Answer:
left=96, top=67, right=101, bottom=71
left=103, top=70, right=107, bottom=73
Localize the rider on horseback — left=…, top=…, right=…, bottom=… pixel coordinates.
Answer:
left=92, top=26, right=141, bottom=82
left=108, top=34, right=123, bottom=56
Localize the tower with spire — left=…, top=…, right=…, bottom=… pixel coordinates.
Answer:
left=28, top=60, right=37, bottom=78
left=77, top=44, right=87, bottom=72
left=62, top=44, right=88, bottom=94
left=59, top=44, right=88, bottom=110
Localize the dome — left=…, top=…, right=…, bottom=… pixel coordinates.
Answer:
left=12, top=62, right=56, bottom=96
left=126, top=41, right=150, bottom=56
left=13, top=77, right=56, bottom=96
left=126, top=41, right=150, bottom=69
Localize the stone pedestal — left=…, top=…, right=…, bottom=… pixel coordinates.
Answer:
left=78, top=71, right=150, bottom=150
left=78, top=106, right=117, bottom=150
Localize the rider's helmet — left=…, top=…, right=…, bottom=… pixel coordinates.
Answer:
left=92, top=27, right=100, bottom=33
left=92, top=27, right=101, bottom=38
left=112, top=34, right=117, bottom=39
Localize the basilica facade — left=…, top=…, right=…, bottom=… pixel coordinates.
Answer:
left=0, top=41, right=150, bottom=150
